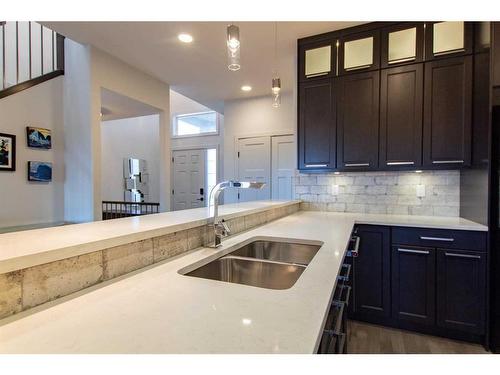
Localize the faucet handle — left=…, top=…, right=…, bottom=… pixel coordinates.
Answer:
left=221, top=219, right=231, bottom=235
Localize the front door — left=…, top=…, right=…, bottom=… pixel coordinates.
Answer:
left=172, top=149, right=206, bottom=210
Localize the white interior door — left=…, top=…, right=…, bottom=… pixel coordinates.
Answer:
left=172, top=149, right=206, bottom=210
left=271, top=135, right=295, bottom=200
left=237, top=136, right=271, bottom=202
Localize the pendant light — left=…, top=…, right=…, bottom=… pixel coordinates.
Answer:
left=227, top=24, right=241, bottom=71
left=271, top=22, right=281, bottom=108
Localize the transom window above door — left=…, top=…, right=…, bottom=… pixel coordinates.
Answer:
left=173, top=111, right=218, bottom=137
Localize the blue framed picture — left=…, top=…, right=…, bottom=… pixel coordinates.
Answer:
left=26, top=126, right=52, bottom=149
left=28, top=161, right=52, bottom=182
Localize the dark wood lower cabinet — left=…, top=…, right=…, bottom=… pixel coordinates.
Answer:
left=391, top=245, right=435, bottom=326
left=348, top=225, right=487, bottom=346
left=436, top=249, right=487, bottom=334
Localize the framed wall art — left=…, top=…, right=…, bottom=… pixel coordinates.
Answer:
left=0, top=133, right=16, bottom=172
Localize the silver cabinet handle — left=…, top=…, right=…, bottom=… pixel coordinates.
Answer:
left=345, top=64, right=372, bottom=71
left=387, top=161, right=414, bottom=165
left=420, top=236, right=454, bottom=242
left=388, top=56, right=416, bottom=64
left=445, top=252, right=481, bottom=259
left=345, top=163, right=369, bottom=167
left=347, top=236, right=360, bottom=257
left=398, top=248, right=430, bottom=255
left=304, top=164, right=328, bottom=168
left=432, top=160, right=464, bottom=164
left=433, top=48, right=466, bottom=57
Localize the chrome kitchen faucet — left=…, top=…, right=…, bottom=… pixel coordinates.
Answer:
left=208, top=181, right=266, bottom=248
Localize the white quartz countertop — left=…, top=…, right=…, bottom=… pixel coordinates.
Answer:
left=0, top=210, right=488, bottom=354
left=0, top=200, right=298, bottom=274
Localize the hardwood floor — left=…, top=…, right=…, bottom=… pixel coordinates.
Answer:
left=347, top=320, right=489, bottom=354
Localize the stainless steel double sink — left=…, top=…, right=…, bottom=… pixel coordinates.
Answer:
left=183, top=239, right=322, bottom=290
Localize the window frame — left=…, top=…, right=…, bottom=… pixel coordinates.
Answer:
left=172, top=110, right=220, bottom=139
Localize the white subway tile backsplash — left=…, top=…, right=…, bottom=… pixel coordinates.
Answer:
left=295, top=170, right=460, bottom=217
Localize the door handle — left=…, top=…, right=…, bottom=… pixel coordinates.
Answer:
left=445, top=252, right=481, bottom=259
left=397, top=248, right=430, bottom=255
left=197, top=197, right=204, bottom=201
left=420, top=236, right=454, bottom=242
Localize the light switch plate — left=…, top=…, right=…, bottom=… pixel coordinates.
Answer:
left=332, top=184, right=340, bottom=196
left=416, top=184, right=425, bottom=198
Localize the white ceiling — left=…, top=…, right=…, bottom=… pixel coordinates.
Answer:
left=44, top=21, right=364, bottom=113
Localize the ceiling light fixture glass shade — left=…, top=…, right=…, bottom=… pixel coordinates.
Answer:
left=227, top=24, right=241, bottom=71
left=271, top=77, right=281, bottom=108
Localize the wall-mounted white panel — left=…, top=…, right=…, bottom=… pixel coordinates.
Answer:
left=433, top=21, right=464, bottom=55
left=388, top=27, right=417, bottom=63
left=344, top=37, right=373, bottom=70
left=305, top=45, right=331, bottom=77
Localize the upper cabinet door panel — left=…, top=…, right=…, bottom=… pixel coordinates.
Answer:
left=337, top=71, right=380, bottom=170
left=339, top=30, right=380, bottom=75
left=299, top=39, right=336, bottom=81
left=380, top=64, right=423, bottom=168
left=298, top=79, right=336, bottom=170
left=381, top=23, right=424, bottom=68
left=493, top=22, right=500, bottom=87
left=423, top=56, right=472, bottom=167
left=425, top=21, right=473, bottom=60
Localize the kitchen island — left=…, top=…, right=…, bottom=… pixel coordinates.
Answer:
left=0, top=205, right=486, bottom=353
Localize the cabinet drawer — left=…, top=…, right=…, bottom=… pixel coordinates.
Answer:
left=392, top=227, right=487, bottom=252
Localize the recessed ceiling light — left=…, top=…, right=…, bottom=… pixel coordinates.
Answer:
left=241, top=85, right=252, bottom=92
left=178, top=33, right=193, bottom=43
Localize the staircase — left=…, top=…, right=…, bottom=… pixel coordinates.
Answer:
left=0, top=21, right=64, bottom=99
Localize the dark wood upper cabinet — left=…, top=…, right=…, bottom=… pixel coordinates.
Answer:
left=351, top=225, right=391, bottom=323
left=337, top=71, right=379, bottom=170
left=298, top=39, right=336, bottom=82
left=493, top=22, right=500, bottom=87
left=436, top=249, right=486, bottom=334
left=472, top=52, right=490, bottom=166
left=298, top=78, right=336, bottom=170
left=381, top=23, right=424, bottom=68
left=380, top=64, right=423, bottom=168
left=338, top=30, right=380, bottom=75
left=425, top=21, right=473, bottom=60
left=392, top=245, right=436, bottom=326
left=423, top=55, right=472, bottom=167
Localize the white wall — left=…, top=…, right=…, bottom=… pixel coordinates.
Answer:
left=222, top=92, right=296, bottom=202
left=0, top=76, right=64, bottom=228
left=64, top=40, right=170, bottom=222
left=101, top=115, right=160, bottom=202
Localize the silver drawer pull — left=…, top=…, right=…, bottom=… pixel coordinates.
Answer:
left=432, top=160, right=464, bottom=164
left=387, top=161, right=415, bottom=165
left=347, top=236, right=360, bottom=257
left=420, top=236, right=454, bottom=242
left=304, top=164, right=328, bottom=168
left=345, top=163, right=369, bottom=167
left=445, top=252, right=481, bottom=259
left=398, top=248, right=430, bottom=255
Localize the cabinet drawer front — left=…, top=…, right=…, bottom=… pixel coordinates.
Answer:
left=392, top=227, right=487, bottom=252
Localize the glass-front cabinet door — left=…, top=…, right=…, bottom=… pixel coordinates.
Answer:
left=339, top=30, right=380, bottom=74
left=299, top=39, right=336, bottom=81
left=381, top=23, right=424, bottom=67
left=425, top=21, right=473, bottom=59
